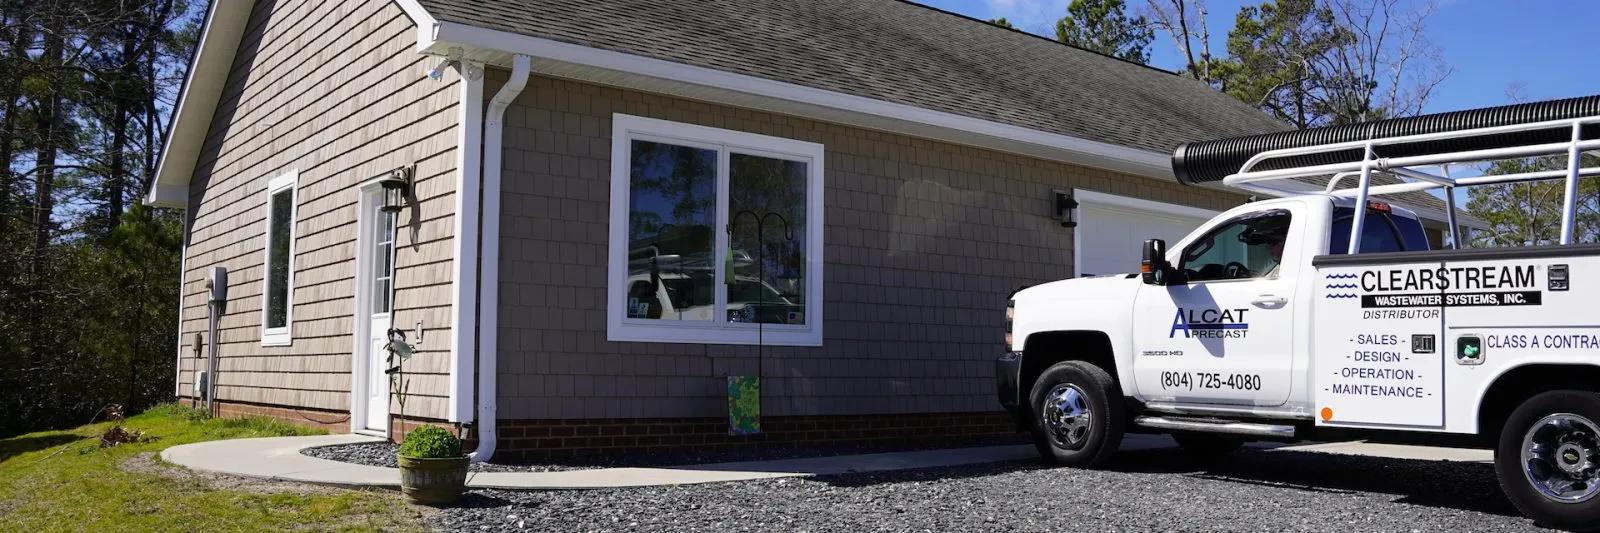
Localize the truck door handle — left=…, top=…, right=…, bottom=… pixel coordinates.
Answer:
left=1252, top=295, right=1287, bottom=309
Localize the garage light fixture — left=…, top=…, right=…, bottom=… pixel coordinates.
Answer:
left=1052, top=189, right=1078, bottom=228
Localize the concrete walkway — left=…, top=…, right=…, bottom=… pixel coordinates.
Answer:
left=159, top=433, right=1492, bottom=491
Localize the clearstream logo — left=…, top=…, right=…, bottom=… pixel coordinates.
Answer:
left=1169, top=308, right=1250, bottom=339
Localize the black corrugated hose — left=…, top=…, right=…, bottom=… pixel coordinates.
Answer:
left=1172, top=95, right=1600, bottom=185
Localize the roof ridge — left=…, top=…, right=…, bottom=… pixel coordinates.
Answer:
left=891, top=0, right=1184, bottom=78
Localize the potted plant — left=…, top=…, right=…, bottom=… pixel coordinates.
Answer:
left=396, top=424, right=469, bottom=504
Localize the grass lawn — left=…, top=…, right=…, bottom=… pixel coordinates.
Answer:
left=0, top=403, right=425, bottom=532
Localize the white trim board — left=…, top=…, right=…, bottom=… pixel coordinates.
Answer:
left=1071, top=190, right=1217, bottom=278
left=1074, top=189, right=1220, bottom=221
left=447, top=67, right=483, bottom=423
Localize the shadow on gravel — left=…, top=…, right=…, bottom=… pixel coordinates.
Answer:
left=1110, top=447, right=1516, bottom=517
left=452, top=492, right=517, bottom=509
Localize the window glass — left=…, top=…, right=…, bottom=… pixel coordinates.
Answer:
left=1395, top=215, right=1431, bottom=251
left=609, top=115, right=823, bottom=346
left=626, top=140, right=716, bottom=321
left=373, top=209, right=396, bottom=314
left=1328, top=208, right=1406, bottom=254
left=266, top=188, right=293, bottom=329
left=1178, top=211, right=1291, bottom=282
left=727, top=153, right=807, bottom=325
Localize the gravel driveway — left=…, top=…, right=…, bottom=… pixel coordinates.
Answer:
left=429, top=446, right=1539, bottom=533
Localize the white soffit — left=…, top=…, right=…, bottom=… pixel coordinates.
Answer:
left=143, top=0, right=251, bottom=208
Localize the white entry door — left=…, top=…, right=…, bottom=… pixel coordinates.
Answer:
left=363, top=203, right=397, bottom=432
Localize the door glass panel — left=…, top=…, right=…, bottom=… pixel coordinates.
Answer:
left=726, top=153, right=807, bottom=325
left=1178, top=211, right=1292, bottom=282
left=626, top=140, right=717, bottom=321
left=373, top=210, right=396, bottom=314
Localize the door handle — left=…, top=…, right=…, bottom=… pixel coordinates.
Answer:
left=1252, top=295, right=1287, bottom=309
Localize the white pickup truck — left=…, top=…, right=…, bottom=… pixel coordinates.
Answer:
left=997, top=98, right=1600, bottom=529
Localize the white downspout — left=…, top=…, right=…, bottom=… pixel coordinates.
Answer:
left=469, top=54, right=531, bottom=463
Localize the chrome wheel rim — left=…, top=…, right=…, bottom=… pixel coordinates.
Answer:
left=1041, top=383, right=1092, bottom=450
left=1522, top=413, right=1600, bottom=504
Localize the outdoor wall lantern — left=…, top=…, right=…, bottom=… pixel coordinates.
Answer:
left=1052, top=189, right=1078, bottom=228
left=378, top=165, right=415, bottom=214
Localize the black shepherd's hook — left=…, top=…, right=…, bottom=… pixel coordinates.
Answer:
left=727, top=210, right=794, bottom=422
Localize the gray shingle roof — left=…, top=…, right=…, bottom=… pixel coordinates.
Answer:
left=417, top=0, right=1464, bottom=219
left=416, top=0, right=1291, bottom=154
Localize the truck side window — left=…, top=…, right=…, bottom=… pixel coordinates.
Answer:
left=1177, top=210, right=1292, bottom=283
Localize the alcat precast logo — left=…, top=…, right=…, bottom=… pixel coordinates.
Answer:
left=1170, top=308, right=1250, bottom=339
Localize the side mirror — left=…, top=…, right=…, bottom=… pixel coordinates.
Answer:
left=1141, top=239, right=1170, bottom=285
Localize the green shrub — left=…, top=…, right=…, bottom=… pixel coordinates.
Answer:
left=397, top=425, right=462, bottom=459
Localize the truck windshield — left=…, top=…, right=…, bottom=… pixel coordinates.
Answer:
left=1327, top=207, right=1429, bottom=254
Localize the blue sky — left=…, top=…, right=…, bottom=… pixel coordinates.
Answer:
left=914, top=0, right=1598, bottom=114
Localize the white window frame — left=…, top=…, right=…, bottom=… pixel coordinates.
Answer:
left=260, top=171, right=298, bottom=346
left=607, top=114, right=825, bottom=346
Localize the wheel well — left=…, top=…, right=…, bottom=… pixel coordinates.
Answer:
left=1019, top=331, right=1117, bottom=415
left=1478, top=364, right=1600, bottom=444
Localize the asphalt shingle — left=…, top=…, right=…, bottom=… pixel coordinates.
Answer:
left=416, top=0, right=1457, bottom=216
left=416, top=0, right=1290, bottom=154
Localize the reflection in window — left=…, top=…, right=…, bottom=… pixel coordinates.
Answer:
left=1328, top=208, right=1413, bottom=254
left=626, top=140, right=716, bottom=321
left=1179, top=211, right=1291, bottom=282
left=727, top=153, right=807, bottom=325
left=609, top=114, right=823, bottom=346
left=373, top=209, right=396, bottom=314
left=266, top=188, right=293, bottom=329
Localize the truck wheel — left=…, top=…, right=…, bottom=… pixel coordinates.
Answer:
left=1028, top=360, right=1125, bottom=468
left=1495, top=390, right=1600, bottom=531
left=1172, top=432, right=1242, bottom=462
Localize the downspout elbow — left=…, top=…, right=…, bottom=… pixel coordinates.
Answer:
left=469, top=54, right=532, bottom=464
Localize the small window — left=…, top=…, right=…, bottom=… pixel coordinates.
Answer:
left=1328, top=208, right=1411, bottom=255
left=608, top=114, right=823, bottom=346
left=1178, top=210, right=1292, bottom=282
left=261, top=172, right=297, bottom=345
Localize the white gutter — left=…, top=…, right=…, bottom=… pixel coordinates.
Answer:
left=448, top=65, right=484, bottom=424
left=468, top=54, right=532, bottom=463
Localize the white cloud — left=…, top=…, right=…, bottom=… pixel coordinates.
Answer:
left=982, top=0, right=1071, bottom=36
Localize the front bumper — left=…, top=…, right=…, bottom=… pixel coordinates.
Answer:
left=995, top=351, right=1022, bottom=413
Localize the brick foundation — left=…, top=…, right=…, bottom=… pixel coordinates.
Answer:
left=176, top=397, right=448, bottom=441
left=176, top=398, right=1023, bottom=459
left=487, top=412, right=1024, bottom=461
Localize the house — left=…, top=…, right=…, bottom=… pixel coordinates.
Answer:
left=146, top=0, right=1478, bottom=460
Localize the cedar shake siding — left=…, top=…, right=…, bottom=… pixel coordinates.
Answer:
left=175, top=0, right=459, bottom=420
left=494, top=74, right=1251, bottom=422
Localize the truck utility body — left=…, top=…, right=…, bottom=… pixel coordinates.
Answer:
left=997, top=96, right=1600, bottom=530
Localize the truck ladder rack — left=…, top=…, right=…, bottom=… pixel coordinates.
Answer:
left=1216, top=115, right=1600, bottom=252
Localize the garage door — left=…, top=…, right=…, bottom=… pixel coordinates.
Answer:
left=1075, top=191, right=1216, bottom=277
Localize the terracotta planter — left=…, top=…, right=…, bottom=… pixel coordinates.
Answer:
left=397, top=455, right=469, bottom=504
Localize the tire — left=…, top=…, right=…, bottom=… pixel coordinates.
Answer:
left=1172, top=432, right=1242, bottom=463
left=1495, top=390, right=1600, bottom=532
left=1028, top=360, right=1125, bottom=467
